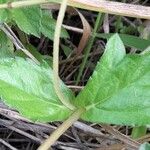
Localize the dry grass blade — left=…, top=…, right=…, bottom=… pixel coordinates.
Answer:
left=0, top=138, right=18, bottom=150
left=96, top=144, right=125, bottom=150
left=62, top=24, right=83, bottom=33
left=1, top=0, right=150, bottom=19
left=70, top=0, right=150, bottom=19
left=0, top=119, right=42, bottom=144
left=42, top=4, right=91, bottom=54
left=63, top=8, right=91, bottom=75
left=64, top=9, right=91, bottom=74
left=59, top=7, right=91, bottom=75
left=137, top=134, right=150, bottom=143
left=75, top=9, right=91, bottom=54
left=74, top=121, right=104, bottom=136
left=100, top=124, right=141, bottom=149
left=42, top=0, right=150, bottom=19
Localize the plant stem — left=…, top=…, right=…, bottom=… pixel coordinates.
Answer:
left=115, top=0, right=126, bottom=33
left=37, top=108, right=85, bottom=150
left=76, top=13, right=103, bottom=85
left=115, top=16, right=122, bottom=33
left=53, top=0, right=75, bottom=110
left=0, top=0, right=150, bottom=19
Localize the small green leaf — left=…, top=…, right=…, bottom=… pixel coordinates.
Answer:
left=0, top=31, right=14, bottom=57
left=75, top=34, right=126, bottom=107
left=139, top=143, right=150, bottom=150
left=0, top=8, right=9, bottom=22
left=42, top=55, right=53, bottom=67
left=41, top=14, right=69, bottom=40
left=25, top=44, right=46, bottom=63
left=0, top=57, right=73, bottom=122
left=75, top=34, right=150, bottom=125
left=12, top=6, right=41, bottom=37
left=96, top=33, right=150, bottom=51
left=131, top=126, right=147, bottom=139
left=100, top=34, right=126, bottom=68
left=0, top=0, right=69, bottom=40
left=0, top=0, right=11, bottom=22
left=61, top=44, right=72, bottom=57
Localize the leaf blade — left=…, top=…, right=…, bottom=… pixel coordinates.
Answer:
left=0, top=57, right=73, bottom=122
left=0, top=31, right=14, bottom=58
left=0, top=0, right=69, bottom=40
left=139, top=143, right=150, bottom=150
left=11, top=6, right=41, bottom=37
left=75, top=34, right=150, bottom=125
left=96, top=33, right=150, bottom=51
left=75, top=34, right=126, bottom=107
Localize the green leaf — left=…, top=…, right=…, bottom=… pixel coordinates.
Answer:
left=61, top=44, right=72, bottom=57
left=100, top=34, right=126, bottom=68
left=0, top=31, right=14, bottom=57
left=15, top=44, right=53, bottom=67
left=96, top=33, right=150, bottom=51
left=41, top=13, right=69, bottom=40
left=0, top=0, right=10, bottom=22
left=42, top=55, right=53, bottom=68
left=0, top=8, right=9, bottom=22
left=0, top=57, right=73, bottom=122
left=25, top=44, right=46, bottom=63
left=11, top=6, right=41, bottom=37
left=139, top=143, right=150, bottom=150
left=75, top=34, right=150, bottom=125
left=0, top=0, right=69, bottom=39
left=131, top=126, right=147, bottom=139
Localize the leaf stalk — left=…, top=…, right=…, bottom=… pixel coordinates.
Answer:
left=37, top=108, right=85, bottom=150
left=53, top=0, right=75, bottom=110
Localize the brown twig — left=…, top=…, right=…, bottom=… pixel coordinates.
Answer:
left=0, top=119, right=42, bottom=144
left=0, top=138, right=18, bottom=150
left=100, top=124, right=141, bottom=149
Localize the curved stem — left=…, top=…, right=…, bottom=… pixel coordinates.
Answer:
left=53, top=0, right=75, bottom=110
left=37, top=108, right=85, bottom=150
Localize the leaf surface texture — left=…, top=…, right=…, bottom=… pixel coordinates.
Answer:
left=75, top=34, right=150, bottom=125
left=0, top=57, right=74, bottom=122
